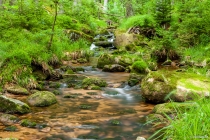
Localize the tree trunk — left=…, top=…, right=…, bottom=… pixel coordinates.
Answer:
left=48, top=0, right=58, bottom=50
left=125, top=0, right=133, bottom=17
left=103, top=0, right=108, bottom=12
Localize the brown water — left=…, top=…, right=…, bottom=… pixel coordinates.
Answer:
left=0, top=67, right=155, bottom=140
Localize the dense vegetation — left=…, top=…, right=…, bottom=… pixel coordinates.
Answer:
left=0, top=0, right=210, bottom=139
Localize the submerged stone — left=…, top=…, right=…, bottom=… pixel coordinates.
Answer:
left=4, top=125, right=18, bottom=132
left=82, top=77, right=107, bottom=89
left=6, top=85, right=29, bottom=95
left=0, top=95, right=30, bottom=114
left=0, top=113, right=19, bottom=125
left=27, top=91, right=57, bottom=107
left=102, top=64, right=125, bottom=72
left=20, top=119, right=37, bottom=128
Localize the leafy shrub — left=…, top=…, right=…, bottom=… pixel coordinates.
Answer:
left=119, top=14, right=156, bottom=31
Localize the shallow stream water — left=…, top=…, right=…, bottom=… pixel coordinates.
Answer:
left=0, top=66, right=155, bottom=140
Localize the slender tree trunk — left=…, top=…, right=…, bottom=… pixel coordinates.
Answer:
left=125, top=0, right=133, bottom=17
left=48, top=0, right=58, bottom=50
left=103, top=0, right=108, bottom=12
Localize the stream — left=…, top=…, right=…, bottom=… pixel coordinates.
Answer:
left=0, top=65, right=155, bottom=140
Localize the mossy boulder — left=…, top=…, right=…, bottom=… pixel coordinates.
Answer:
left=6, top=85, right=29, bottom=95
left=114, top=32, right=141, bottom=49
left=117, top=56, right=133, bottom=67
left=128, top=73, right=145, bottom=86
left=27, top=91, right=57, bottom=107
left=102, top=64, right=125, bottom=72
left=0, top=95, right=30, bottom=114
left=82, top=77, right=107, bottom=89
left=153, top=102, right=199, bottom=115
left=141, top=70, right=210, bottom=103
left=97, top=53, right=114, bottom=69
left=132, top=60, right=148, bottom=74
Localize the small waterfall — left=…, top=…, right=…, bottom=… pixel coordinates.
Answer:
left=90, top=31, right=116, bottom=50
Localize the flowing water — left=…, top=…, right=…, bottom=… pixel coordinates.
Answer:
left=0, top=66, right=155, bottom=140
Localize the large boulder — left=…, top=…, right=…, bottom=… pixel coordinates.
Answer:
left=114, top=32, right=141, bottom=48
left=6, top=85, right=29, bottom=95
left=27, top=91, right=57, bottom=107
left=141, top=70, right=210, bottom=103
left=102, top=64, right=125, bottom=72
left=0, top=95, right=30, bottom=114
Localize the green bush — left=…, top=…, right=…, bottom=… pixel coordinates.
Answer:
left=119, top=14, right=156, bottom=31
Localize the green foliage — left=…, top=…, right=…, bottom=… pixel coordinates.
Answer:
left=162, top=98, right=210, bottom=139
left=119, top=14, right=156, bottom=31
left=155, top=0, right=172, bottom=27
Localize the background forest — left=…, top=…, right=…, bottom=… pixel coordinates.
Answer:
left=0, top=0, right=210, bottom=88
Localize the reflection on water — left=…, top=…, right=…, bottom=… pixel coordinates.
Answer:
left=0, top=68, right=154, bottom=140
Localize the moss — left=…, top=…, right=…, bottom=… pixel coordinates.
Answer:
left=0, top=95, right=30, bottom=114
left=87, top=92, right=98, bottom=95
left=27, top=91, right=57, bottom=107
left=153, top=102, right=199, bottom=115
left=90, top=86, right=101, bottom=90
left=97, top=53, right=114, bottom=69
left=128, top=79, right=139, bottom=86
left=79, top=104, right=91, bottom=109
left=4, top=126, right=18, bottom=132
left=21, top=119, right=37, bottom=128
left=53, top=90, right=61, bottom=95
left=82, top=77, right=107, bottom=89
left=63, top=94, right=78, bottom=98
left=66, top=69, right=74, bottom=74
left=49, top=82, right=61, bottom=88
left=132, top=60, right=148, bottom=73
left=110, top=120, right=121, bottom=125
left=77, top=58, right=88, bottom=63
left=178, top=79, right=209, bottom=91
left=6, top=86, right=29, bottom=95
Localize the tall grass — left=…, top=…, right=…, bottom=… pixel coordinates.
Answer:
left=0, top=28, right=91, bottom=88
left=148, top=98, right=210, bottom=140
left=163, top=98, right=210, bottom=140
